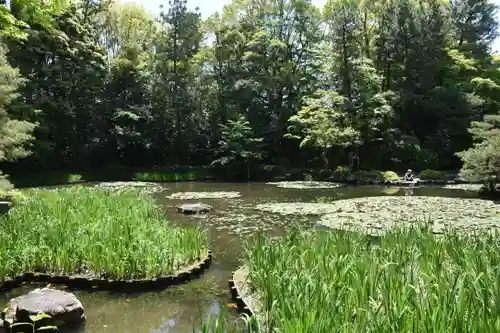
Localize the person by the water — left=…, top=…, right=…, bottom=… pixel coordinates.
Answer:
left=404, top=169, right=414, bottom=181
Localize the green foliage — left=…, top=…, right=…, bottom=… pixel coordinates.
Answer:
left=353, top=170, right=384, bottom=182
left=0, top=188, right=27, bottom=204
left=212, top=117, right=264, bottom=178
left=11, top=313, right=58, bottom=332
left=246, top=227, right=500, bottom=332
left=133, top=171, right=204, bottom=181
left=419, top=169, right=446, bottom=180
left=456, top=114, right=500, bottom=186
left=0, top=0, right=499, bottom=179
left=0, top=187, right=208, bottom=280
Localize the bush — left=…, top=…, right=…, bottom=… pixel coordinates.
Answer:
left=382, top=171, right=400, bottom=182
left=318, top=169, right=333, bottom=180
left=353, top=170, right=384, bottom=181
left=331, top=166, right=352, bottom=181
left=419, top=169, right=445, bottom=180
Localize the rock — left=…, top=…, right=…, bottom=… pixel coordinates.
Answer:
left=3, top=288, right=85, bottom=329
left=176, top=203, right=213, bottom=214
left=0, top=201, right=12, bottom=215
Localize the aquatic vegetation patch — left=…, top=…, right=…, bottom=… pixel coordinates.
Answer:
left=266, top=181, right=342, bottom=189
left=442, top=183, right=483, bottom=191
left=0, top=187, right=208, bottom=281
left=255, top=202, right=343, bottom=215
left=317, top=196, right=500, bottom=235
left=242, top=228, right=500, bottom=332
left=96, top=181, right=163, bottom=193
left=166, top=191, right=241, bottom=200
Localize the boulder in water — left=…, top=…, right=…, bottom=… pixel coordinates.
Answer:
left=176, top=203, right=213, bottom=214
left=2, top=288, right=85, bottom=329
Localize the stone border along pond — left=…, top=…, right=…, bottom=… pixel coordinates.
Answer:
left=166, top=191, right=241, bottom=199
left=0, top=252, right=213, bottom=292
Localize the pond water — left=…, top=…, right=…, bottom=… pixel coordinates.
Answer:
left=0, top=182, right=480, bottom=333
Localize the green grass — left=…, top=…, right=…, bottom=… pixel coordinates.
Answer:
left=244, top=227, right=500, bottom=333
left=133, top=171, right=204, bottom=181
left=0, top=187, right=208, bottom=280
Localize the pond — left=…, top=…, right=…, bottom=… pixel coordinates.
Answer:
left=0, top=182, right=482, bottom=333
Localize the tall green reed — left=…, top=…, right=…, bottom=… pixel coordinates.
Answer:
left=0, top=187, right=208, bottom=280
left=245, top=227, right=500, bottom=333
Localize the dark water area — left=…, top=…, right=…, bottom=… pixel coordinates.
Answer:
left=0, top=182, right=480, bottom=333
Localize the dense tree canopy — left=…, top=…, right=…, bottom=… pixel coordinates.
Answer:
left=0, top=0, right=499, bottom=182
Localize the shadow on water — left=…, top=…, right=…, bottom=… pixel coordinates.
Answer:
left=0, top=182, right=481, bottom=333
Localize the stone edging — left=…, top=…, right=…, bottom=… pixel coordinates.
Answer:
left=0, top=251, right=212, bottom=292
left=228, top=266, right=270, bottom=331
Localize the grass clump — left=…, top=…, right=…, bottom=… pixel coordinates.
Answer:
left=0, top=187, right=208, bottom=280
left=245, top=227, right=500, bottom=333
left=133, top=171, right=203, bottom=181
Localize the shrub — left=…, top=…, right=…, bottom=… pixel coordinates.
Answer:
left=353, top=170, right=384, bottom=181
left=331, top=166, right=352, bottom=181
left=382, top=171, right=400, bottom=182
left=318, top=169, right=333, bottom=180
left=419, top=169, right=445, bottom=180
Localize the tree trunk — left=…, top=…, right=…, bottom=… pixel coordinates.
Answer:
left=321, top=149, right=329, bottom=169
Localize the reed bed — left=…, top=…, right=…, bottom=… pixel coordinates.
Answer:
left=0, top=187, right=208, bottom=280
left=133, top=171, right=204, bottom=181
left=245, top=227, right=500, bottom=333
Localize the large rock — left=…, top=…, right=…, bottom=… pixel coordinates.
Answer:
left=3, top=288, right=85, bottom=329
left=176, top=203, right=213, bottom=215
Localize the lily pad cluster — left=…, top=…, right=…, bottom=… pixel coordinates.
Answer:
left=266, top=181, right=343, bottom=189
left=96, top=181, right=163, bottom=193
left=166, top=191, right=241, bottom=200
left=442, top=184, right=483, bottom=192
left=315, top=196, right=500, bottom=235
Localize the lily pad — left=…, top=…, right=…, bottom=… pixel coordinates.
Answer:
left=266, top=181, right=343, bottom=189
left=166, top=191, right=241, bottom=200
left=316, top=196, right=500, bottom=235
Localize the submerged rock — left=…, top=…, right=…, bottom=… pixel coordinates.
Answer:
left=3, top=288, right=85, bottom=329
left=176, top=203, right=213, bottom=214
left=266, top=181, right=343, bottom=189
left=166, top=191, right=241, bottom=200
left=316, top=196, right=500, bottom=235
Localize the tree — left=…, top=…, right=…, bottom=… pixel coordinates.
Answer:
left=0, top=43, right=35, bottom=189
left=285, top=89, right=360, bottom=169
left=0, top=0, right=68, bottom=39
left=456, top=113, right=500, bottom=193
left=212, top=116, right=264, bottom=179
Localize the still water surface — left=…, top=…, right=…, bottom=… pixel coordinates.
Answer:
left=0, top=182, right=479, bottom=333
